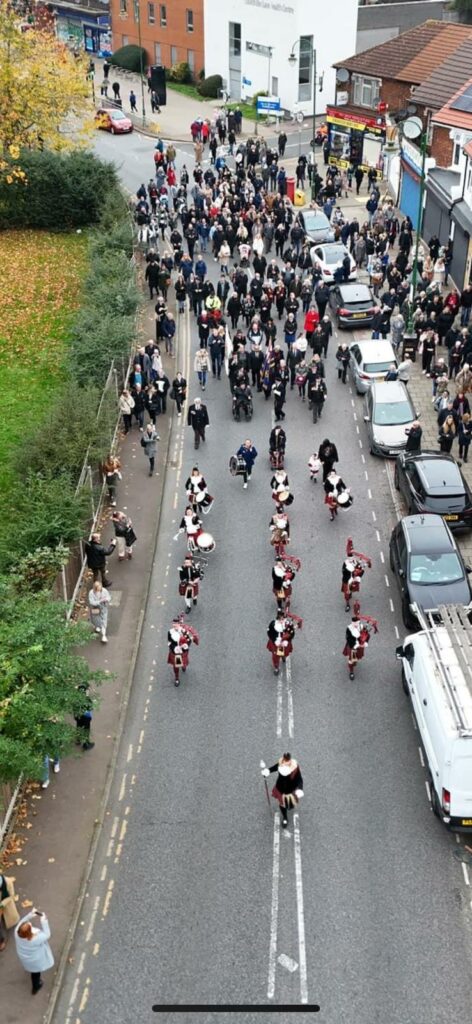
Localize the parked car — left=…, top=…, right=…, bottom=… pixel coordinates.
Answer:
left=364, top=380, right=417, bottom=457
left=389, top=514, right=472, bottom=628
left=396, top=604, right=472, bottom=831
left=329, top=282, right=377, bottom=329
left=310, top=243, right=357, bottom=283
left=95, top=107, right=133, bottom=134
left=349, top=339, right=397, bottom=394
left=298, top=209, right=335, bottom=244
left=394, top=451, right=472, bottom=530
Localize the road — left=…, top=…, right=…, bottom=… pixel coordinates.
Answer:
left=54, top=134, right=472, bottom=1024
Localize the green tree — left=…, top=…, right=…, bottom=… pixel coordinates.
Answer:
left=0, top=576, right=106, bottom=783
left=449, top=0, right=472, bottom=22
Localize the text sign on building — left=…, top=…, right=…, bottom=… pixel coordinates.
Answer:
left=246, top=41, right=272, bottom=57
left=257, top=96, right=281, bottom=112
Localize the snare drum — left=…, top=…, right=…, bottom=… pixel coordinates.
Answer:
left=229, top=455, right=246, bottom=477
left=196, top=531, right=216, bottom=553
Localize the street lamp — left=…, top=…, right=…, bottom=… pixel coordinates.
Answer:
left=401, top=115, right=428, bottom=334
left=288, top=40, right=323, bottom=201
left=133, top=0, right=146, bottom=127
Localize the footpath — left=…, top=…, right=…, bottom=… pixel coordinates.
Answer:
left=0, top=288, right=183, bottom=1023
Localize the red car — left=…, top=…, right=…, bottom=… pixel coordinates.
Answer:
left=95, top=107, right=133, bottom=134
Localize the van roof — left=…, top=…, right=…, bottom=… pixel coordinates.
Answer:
left=413, top=605, right=472, bottom=736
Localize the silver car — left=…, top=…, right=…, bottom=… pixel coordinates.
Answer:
left=350, top=339, right=397, bottom=395
left=298, top=209, right=335, bottom=244
left=364, top=380, right=417, bottom=457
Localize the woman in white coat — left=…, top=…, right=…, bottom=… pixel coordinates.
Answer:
left=15, top=910, right=54, bottom=994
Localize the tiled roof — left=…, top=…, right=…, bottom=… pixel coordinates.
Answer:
left=334, top=20, right=472, bottom=85
left=432, top=75, right=472, bottom=131
left=412, top=38, right=472, bottom=110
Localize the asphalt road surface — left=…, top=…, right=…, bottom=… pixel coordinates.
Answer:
left=54, top=134, right=472, bottom=1024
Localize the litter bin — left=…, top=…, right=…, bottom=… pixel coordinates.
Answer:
left=286, top=177, right=295, bottom=203
left=295, top=188, right=305, bottom=207
left=401, top=333, right=418, bottom=363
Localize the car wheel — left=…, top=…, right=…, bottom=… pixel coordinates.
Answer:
left=389, top=545, right=395, bottom=572
left=401, top=667, right=409, bottom=696
left=402, top=595, right=412, bottom=629
left=394, top=465, right=400, bottom=490
left=430, top=780, right=441, bottom=818
left=111, top=126, right=115, bottom=135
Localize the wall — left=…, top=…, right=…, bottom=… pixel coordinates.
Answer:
left=430, top=124, right=454, bottom=167
left=203, top=0, right=358, bottom=112
left=110, top=0, right=204, bottom=74
left=357, top=0, right=454, bottom=53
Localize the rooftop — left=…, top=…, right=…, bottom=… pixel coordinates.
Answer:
left=334, top=20, right=472, bottom=85
left=412, top=38, right=472, bottom=110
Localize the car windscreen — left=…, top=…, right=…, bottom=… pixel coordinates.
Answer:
left=364, top=361, right=393, bottom=373
left=112, top=110, right=126, bottom=119
left=409, top=552, right=464, bottom=584
left=373, top=400, right=412, bottom=425
left=304, top=213, right=326, bottom=229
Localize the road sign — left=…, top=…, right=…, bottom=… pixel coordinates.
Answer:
left=246, top=41, right=272, bottom=57
left=242, top=77, right=252, bottom=87
left=257, top=97, right=281, bottom=113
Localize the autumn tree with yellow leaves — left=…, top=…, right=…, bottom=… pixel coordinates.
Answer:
left=0, top=0, right=92, bottom=182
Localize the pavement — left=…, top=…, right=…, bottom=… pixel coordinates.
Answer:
left=2, top=129, right=472, bottom=1023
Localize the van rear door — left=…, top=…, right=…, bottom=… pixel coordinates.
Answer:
left=450, top=748, right=472, bottom=826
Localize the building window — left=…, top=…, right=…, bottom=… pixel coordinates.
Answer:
left=453, top=141, right=461, bottom=166
left=298, top=35, right=313, bottom=103
left=229, top=22, right=241, bottom=58
left=467, top=165, right=472, bottom=192
left=148, top=2, right=155, bottom=23
left=186, top=9, right=194, bottom=32
left=187, top=49, right=195, bottom=72
left=119, top=0, right=127, bottom=12
left=122, top=34, right=129, bottom=45
left=352, top=75, right=380, bottom=109
left=160, top=4, right=166, bottom=26
left=155, top=42, right=161, bottom=63
left=171, top=45, right=178, bottom=65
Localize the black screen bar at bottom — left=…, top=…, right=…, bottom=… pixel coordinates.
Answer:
left=152, top=1006, right=320, bottom=1013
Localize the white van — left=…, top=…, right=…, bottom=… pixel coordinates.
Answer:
left=396, top=603, right=472, bottom=830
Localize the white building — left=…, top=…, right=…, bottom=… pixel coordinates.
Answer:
left=203, top=0, right=358, bottom=116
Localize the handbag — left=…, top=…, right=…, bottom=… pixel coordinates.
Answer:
left=169, top=387, right=176, bottom=400
left=0, top=878, right=20, bottom=929
left=125, top=527, right=137, bottom=547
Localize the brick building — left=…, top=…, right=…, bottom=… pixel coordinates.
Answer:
left=109, top=0, right=204, bottom=77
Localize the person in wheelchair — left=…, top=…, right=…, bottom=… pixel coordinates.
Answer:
left=232, top=381, right=253, bottom=421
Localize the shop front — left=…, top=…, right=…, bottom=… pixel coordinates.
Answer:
left=56, top=8, right=111, bottom=55
left=325, top=106, right=386, bottom=174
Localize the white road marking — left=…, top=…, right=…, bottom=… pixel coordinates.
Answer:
left=384, top=575, right=390, bottom=587
left=389, top=599, right=394, bottom=613
left=371, top=510, right=377, bottom=521
left=418, top=746, right=425, bottom=767
left=361, top=453, right=366, bottom=464
left=278, top=953, right=299, bottom=972
left=462, top=862, right=470, bottom=886
left=293, top=813, right=308, bottom=1004
left=394, top=626, right=400, bottom=639
left=267, top=813, right=281, bottom=1000
left=376, top=530, right=381, bottom=543
left=276, top=671, right=283, bottom=739
left=380, top=551, right=384, bottom=563
left=425, top=780, right=431, bottom=801
left=118, top=773, right=127, bottom=802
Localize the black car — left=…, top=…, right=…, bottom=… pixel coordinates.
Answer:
left=329, top=283, right=378, bottom=329
left=389, top=514, right=472, bottom=628
left=394, top=452, right=472, bottom=530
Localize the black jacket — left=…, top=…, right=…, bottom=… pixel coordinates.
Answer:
left=85, top=539, right=115, bottom=570
left=187, top=403, right=209, bottom=429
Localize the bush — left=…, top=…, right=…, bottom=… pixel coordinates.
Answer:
left=252, top=90, right=268, bottom=108
left=168, top=61, right=193, bottom=83
left=0, top=150, right=118, bottom=230
left=197, top=74, right=223, bottom=99
left=0, top=472, right=90, bottom=570
left=109, top=44, right=147, bottom=74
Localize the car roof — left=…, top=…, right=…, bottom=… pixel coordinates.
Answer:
left=303, top=210, right=330, bottom=225
left=371, top=380, right=408, bottom=401
left=351, top=339, right=395, bottom=358
left=338, top=283, right=372, bottom=300
left=400, top=514, right=456, bottom=553
left=412, top=454, right=465, bottom=493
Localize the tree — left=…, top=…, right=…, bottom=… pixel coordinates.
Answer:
left=0, top=575, right=106, bottom=783
left=0, top=1, right=92, bottom=182
left=449, top=0, right=472, bottom=22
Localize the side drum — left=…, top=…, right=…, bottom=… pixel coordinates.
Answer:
left=229, top=455, right=246, bottom=477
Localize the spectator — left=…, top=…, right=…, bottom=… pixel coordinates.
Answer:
left=111, top=511, right=136, bottom=561
left=88, top=580, right=111, bottom=643
left=119, top=389, right=134, bottom=434
left=140, top=422, right=159, bottom=476
left=85, top=532, right=116, bottom=587
left=405, top=420, right=422, bottom=453
left=102, top=455, right=121, bottom=507
left=171, top=372, right=187, bottom=416
left=15, top=910, right=54, bottom=995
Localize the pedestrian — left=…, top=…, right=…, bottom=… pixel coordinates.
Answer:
left=187, top=396, right=209, bottom=449
left=261, top=752, right=303, bottom=827
left=171, top=372, right=187, bottom=416
left=131, top=383, right=146, bottom=430
left=236, top=438, right=258, bottom=488
left=161, top=312, right=176, bottom=355
left=85, top=532, right=116, bottom=587
left=141, top=422, right=159, bottom=474
left=438, top=415, right=456, bottom=453
left=0, top=874, right=20, bottom=950
left=14, top=910, right=54, bottom=995
left=354, top=167, right=364, bottom=194
left=88, top=580, right=111, bottom=643
left=318, top=438, right=339, bottom=482
left=179, top=554, right=203, bottom=612
left=102, top=455, right=121, bottom=507
left=112, top=81, right=121, bottom=101
left=459, top=412, right=472, bottom=462
left=111, top=510, right=136, bottom=560
left=278, top=131, right=287, bottom=157
left=129, top=90, right=137, bottom=112
left=119, top=388, right=135, bottom=434
left=74, top=685, right=95, bottom=751
left=335, top=343, right=350, bottom=383
left=103, top=58, right=110, bottom=79
left=343, top=610, right=377, bottom=680
left=194, top=346, right=210, bottom=390
left=151, top=90, right=161, bottom=114
left=397, top=357, right=412, bottom=385
left=405, top=420, right=422, bottom=453
left=167, top=616, right=198, bottom=686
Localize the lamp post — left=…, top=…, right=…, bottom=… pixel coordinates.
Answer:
left=401, top=116, right=428, bottom=334
left=288, top=41, right=323, bottom=201
left=133, top=0, right=146, bottom=127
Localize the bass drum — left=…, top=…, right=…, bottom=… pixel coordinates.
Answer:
left=196, top=531, right=216, bottom=554
left=337, top=491, right=353, bottom=509
left=229, top=455, right=246, bottom=477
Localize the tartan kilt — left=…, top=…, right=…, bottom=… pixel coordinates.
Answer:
left=167, top=649, right=189, bottom=669
left=271, top=786, right=299, bottom=808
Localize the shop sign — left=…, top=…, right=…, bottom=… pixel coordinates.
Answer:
left=327, top=113, right=383, bottom=134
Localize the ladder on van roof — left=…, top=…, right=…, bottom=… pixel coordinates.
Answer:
left=412, top=603, right=472, bottom=737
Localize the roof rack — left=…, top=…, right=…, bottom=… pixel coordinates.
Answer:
left=411, top=603, right=472, bottom=736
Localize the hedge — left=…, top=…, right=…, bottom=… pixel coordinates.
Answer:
left=197, top=74, right=223, bottom=98
left=109, top=44, right=147, bottom=74
left=0, top=150, right=119, bottom=230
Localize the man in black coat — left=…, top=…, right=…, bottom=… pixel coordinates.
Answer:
left=85, top=533, right=116, bottom=586
left=187, top=397, right=209, bottom=449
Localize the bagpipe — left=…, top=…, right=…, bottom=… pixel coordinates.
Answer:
left=351, top=600, right=379, bottom=645
left=176, top=612, right=200, bottom=646
left=284, top=611, right=303, bottom=639
left=342, top=538, right=372, bottom=598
